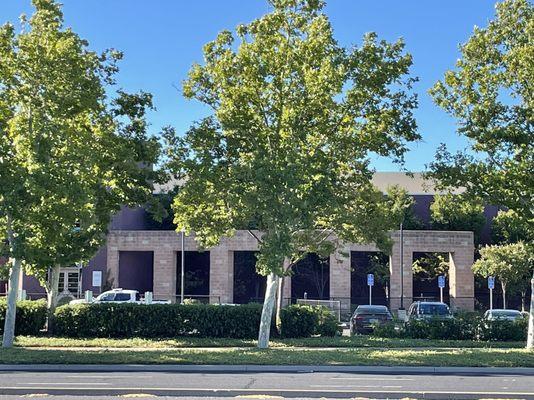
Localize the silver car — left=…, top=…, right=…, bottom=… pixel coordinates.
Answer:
left=483, top=309, right=523, bottom=321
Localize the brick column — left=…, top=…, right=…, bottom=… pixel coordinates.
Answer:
left=330, top=247, right=351, bottom=318
left=153, top=249, right=176, bottom=302
left=449, top=250, right=474, bottom=311
left=390, top=234, right=413, bottom=312
left=106, top=246, right=120, bottom=289
left=209, top=247, right=233, bottom=304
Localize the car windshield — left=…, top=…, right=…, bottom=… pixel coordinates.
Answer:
left=492, top=310, right=520, bottom=317
left=419, top=304, right=449, bottom=315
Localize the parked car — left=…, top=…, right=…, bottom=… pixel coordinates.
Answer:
left=69, top=289, right=170, bottom=305
left=350, top=305, right=393, bottom=335
left=483, top=309, right=523, bottom=321
left=408, top=301, right=452, bottom=321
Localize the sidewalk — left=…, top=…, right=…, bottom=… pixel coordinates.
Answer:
left=2, top=363, right=534, bottom=375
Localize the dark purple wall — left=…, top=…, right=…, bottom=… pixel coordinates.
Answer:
left=118, top=251, right=154, bottom=294
left=82, top=246, right=108, bottom=295
left=111, top=206, right=152, bottom=230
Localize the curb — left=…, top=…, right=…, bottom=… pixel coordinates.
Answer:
left=2, top=364, right=534, bottom=375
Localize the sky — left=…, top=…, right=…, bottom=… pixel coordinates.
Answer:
left=1, top=0, right=498, bottom=171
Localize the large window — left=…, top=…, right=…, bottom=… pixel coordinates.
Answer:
left=291, top=253, right=330, bottom=300
left=57, top=268, right=81, bottom=297
left=233, top=251, right=266, bottom=304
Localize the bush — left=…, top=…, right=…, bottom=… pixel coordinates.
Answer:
left=280, top=304, right=318, bottom=338
left=0, top=299, right=47, bottom=336
left=54, top=303, right=338, bottom=339
left=372, top=313, right=528, bottom=342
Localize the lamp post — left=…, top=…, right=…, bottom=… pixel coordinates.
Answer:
left=180, top=229, right=185, bottom=304
left=400, top=221, right=404, bottom=310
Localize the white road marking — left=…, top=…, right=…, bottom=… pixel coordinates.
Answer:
left=21, top=382, right=111, bottom=386
left=331, top=377, right=414, bottom=381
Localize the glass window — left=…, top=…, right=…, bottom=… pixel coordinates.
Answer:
left=67, top=272, right=79, bottom=293
left=419, top=303, right=450, bottom=315
left=97, top=293, right=115, bottom=302
left=114, top=293, right=132, bottom=302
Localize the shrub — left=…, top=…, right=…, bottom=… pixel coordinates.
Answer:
left=53, top=302, right=338, bottom=339
left=280, top=304, right=318, bottom=338
left=314, top=306, right=341, bottom=337
left=372, top=313, right=528, bottom=342
left=0, top=299, right=47, bottom=336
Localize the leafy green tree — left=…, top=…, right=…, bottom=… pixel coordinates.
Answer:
left=166, top=0, right=419, bottom=348
left=386, top=185, right=425, bottom=230
left=472, top=243, right=533, bottom=310
left=0, top=0, right=160, bottom=347
left=492, top=209, right=533, bottom=245
left=427, top=0, right=533, bottom=347
left=430, top=194, right=486, bottom=243
left=412, top=253, right=449, bottom=280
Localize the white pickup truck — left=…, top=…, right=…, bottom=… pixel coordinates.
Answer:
left=70, top=288, right=170, bottom=305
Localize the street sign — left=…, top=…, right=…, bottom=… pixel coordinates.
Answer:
left=438, top=275, right=445, bottom=289
left=488, top=276, right=495, bottom=289
left=367, top=273, right=374, bottom=286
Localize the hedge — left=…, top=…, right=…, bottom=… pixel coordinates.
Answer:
left=53, top=303, right=340, bottom=339
left=373, top=313, right=528, bottom=342
left=0, top=299, right=47, bottom=336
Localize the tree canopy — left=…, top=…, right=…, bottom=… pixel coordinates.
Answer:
left=166, top=0, right=419, bottom=347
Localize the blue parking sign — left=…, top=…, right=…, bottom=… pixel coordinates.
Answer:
left=367, top=273, right=374, bottom=286
left=438, top=275, right=445, bottom=288
left=488, top=276, right=495, bottom=289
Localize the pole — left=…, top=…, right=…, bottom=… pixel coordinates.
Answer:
left=490, top=288, right=493, bottom=310
left=369, top=285, right=372, bottom=305
left=180, top=229, right=185, bottom=304
left=440, top=287, right=443, bottom=303
left=400, top=222, right=404, bottom=310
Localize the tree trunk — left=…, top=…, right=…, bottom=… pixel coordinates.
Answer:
left=502, top=283, right=507, bottom=309
left=2, top=257, right=21, bottom=348
left=258, top=273, right=279, bottom=349
left=46, top=264, right=61, bottom=333
left=526, top=272, right=534, bottom=350
left=275, top=275, right=284, bottom=333
left=521, top=291, right=526, bottom=313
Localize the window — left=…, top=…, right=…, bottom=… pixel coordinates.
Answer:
left=56, top=268, right=81, bottom=296
left=114, top=293, right=132, bottom=302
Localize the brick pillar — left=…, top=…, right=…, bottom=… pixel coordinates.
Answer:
left=390, top=233, right=413, bottom=312
left=330, top=247, right=351, bottom=319
left=449, top=250, right=474, bottom=311
left=153, top=249, right=176, bottom=302
left=209, top=247, right=233, bottom=304
left=106, top=246, right=120, bottom=289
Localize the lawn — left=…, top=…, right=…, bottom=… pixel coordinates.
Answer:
left=14, top=335, right=526, bottom=349
left=1, top=347, right=533, bottom=367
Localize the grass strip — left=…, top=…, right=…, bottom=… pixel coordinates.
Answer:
left=1, top=347, right=533, bottom=367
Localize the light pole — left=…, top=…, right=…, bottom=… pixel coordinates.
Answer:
left=180, top=229, right=185, bottom=304
left=400, top=221, right=404, bottom=310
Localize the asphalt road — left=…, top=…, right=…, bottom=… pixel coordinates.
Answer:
left=1, top=370, right=534, bottom=399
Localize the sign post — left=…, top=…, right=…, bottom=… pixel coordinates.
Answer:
left=488, top=276, right=495, bottom=310
left=438, top=275, right=445, bottom=303
left=367, top=273, right=374, bottom=305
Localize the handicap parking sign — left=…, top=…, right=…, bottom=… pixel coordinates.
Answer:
left=438, top=275, right=445, bottom=288
left=367, top=273, right=374, bottom=286
left=488, top=276, right=495, bottom=289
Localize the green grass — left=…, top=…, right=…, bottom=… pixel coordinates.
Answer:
left=1, top=347, right=533, bottom=367
left=14, top=335, right=525, bottom=349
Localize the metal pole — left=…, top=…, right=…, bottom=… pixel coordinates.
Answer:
left=369, top=285, right=372, bottom=305
left=400, top=222, right=404, bottom=309
left=180, top=229, right=185, bottom=304
left=490, top=288, right=493, bottom=310
left=440, top=287, right=443, bottom=303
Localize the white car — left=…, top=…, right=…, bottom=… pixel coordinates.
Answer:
left=483, top=309, right=523, bottom=321
left=69, top=289, right=170, bottom=305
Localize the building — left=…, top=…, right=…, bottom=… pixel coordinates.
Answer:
left=6, top=172, right=501, bottom=313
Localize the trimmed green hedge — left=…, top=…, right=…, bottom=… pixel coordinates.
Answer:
left=53, top=303, right=340, bottom=339
left=0, top=299, right=47, bottom=336
left=373, top=314, right=528, bottom=342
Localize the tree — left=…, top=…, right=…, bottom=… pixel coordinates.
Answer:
left=427, top=0, right=533, bottom=347
left=430, top=194, right=486, bottom=243
left=492, top=209, right=533, bottom=245
left=412, top=253, right=449, bottom=280
left=472, top=243, right=533, bottom=310
left=0, top=0, right=160, bottom=347
left=166, top=0, right=419, bottom=348
left=386, top=185, right=425, bottom=230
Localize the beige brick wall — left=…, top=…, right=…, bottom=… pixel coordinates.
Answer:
left=106, top=229, right=475, bottom=311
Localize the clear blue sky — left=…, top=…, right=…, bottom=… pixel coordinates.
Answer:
left=1, top=0, right=497, bottom=171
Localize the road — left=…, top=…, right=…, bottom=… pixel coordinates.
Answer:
left=0, top=370, right=534, bottom=399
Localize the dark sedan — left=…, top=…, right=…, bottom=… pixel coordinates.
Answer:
left=350, top=305, right=393, bottom=335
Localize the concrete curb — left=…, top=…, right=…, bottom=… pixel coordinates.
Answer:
left=2, top=364, right=534, bottom=375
